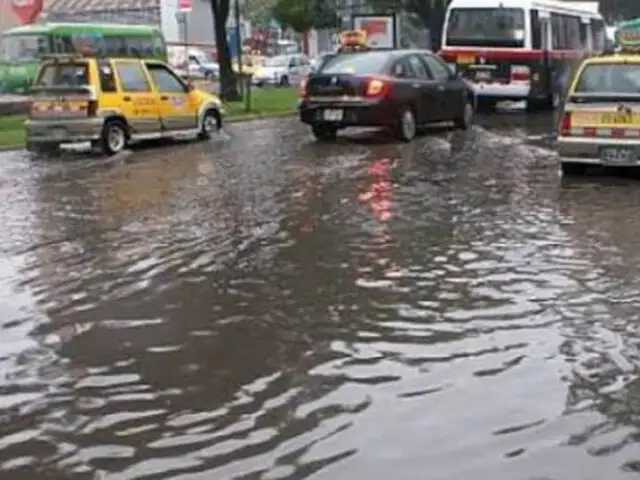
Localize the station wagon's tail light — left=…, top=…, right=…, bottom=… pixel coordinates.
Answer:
left=365, top=77, right=390, bottom=97
left=87, top=99, right=98, bottom=117
left=559, top=112, right=571, bottom=136
left=510, top=65, right=530, bottom=82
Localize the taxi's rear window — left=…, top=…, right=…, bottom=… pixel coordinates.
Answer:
left=35, top=62, right=89, bottom=87
left=319, top=51, right=389, bottom=75
left=574, top=62, right=640, bottom=94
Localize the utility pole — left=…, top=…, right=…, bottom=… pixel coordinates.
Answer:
left=234, top=0, right=244, bottom=95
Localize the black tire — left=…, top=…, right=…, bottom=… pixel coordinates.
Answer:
left=311, top=124, right=337, bottom=141
left=395, top=107, right=416, bottom=142
left=99, top=119, right=128, bottom=156
left=454, top=99, right=474, bottom=130
left=477, top=98, right=496, bottom=113
left=561, top=162, right=587, bottom=175
left=198, top=109, right=221, bottom=140
left=279, top=76, right=290, bottom=87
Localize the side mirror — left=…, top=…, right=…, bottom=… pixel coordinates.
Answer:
left=186, top=83, right=194, bottom=92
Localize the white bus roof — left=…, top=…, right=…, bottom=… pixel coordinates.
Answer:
left=447, top=0, right=602, bottom=16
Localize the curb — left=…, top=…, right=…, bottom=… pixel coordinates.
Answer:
left=0, top=110, right=299, bottom=153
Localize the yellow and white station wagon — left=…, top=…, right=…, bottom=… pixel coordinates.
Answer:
left=25, top=54, right=225, bottom=156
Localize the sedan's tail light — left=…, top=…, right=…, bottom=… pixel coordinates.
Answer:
left=365, top=77, right=390, bottom=97
left=559, top=112, right=571, bottom=136
left=299, top=78, right=308, bottom=98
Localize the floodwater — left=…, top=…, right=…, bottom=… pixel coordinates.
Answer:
left=0, top=112, right=639, bottom=479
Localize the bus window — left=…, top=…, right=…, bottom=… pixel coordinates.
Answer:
left=0, top=35, right=49, bottom=62
left=591, top=19, right=606, bottom=51
left=531, top=10, right=541, bottom=49
left=579, top=21, right=589, bottom=49
left=445, top=7, right=526, bottom=48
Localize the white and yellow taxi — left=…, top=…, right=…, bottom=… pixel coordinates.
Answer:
left=557, top=32, right=640, bottom=174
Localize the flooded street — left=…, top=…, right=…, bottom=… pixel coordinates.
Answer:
left=1, top=112, right=640, bottom=479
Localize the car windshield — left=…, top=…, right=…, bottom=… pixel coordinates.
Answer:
left=574, top=63, right=640, bottom=94
left=445, top=8, right=526, bottom=48
left=35, top=63, right=90, bottom=87
left=319, top=51, right=389, bottom=75
left=264, top=56, right=289, bottom=67
left=0, top=34, right=49, bottom=63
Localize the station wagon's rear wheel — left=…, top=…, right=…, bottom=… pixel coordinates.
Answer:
left=396, top=108, right=416, bottom=142
left=198, top=109, right=221, bottom=140
left=100, top=120, right=128, bottom=156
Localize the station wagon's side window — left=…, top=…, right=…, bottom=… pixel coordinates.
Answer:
left=422, top=55, right=450, bottom=82
left=114, top=62, right=151, bottom=92
left=98, top=60, right=117, bottom=92
left=145, top=63, right=187, bottom=93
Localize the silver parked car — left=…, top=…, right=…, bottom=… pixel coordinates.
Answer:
left=252, top=54, right=311, bottom=87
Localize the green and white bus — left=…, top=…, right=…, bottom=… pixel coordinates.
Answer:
left=0, top=22, right=167, bottom=94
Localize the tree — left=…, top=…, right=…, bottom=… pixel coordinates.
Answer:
left=207, top=0, right=240, bottom=100
left=271, top=0, right=341, bottom=53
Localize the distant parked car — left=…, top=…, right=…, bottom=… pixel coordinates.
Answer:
left=252, top=54, right=311, bottom=87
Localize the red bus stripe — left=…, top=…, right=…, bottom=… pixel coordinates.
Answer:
left=438, top=48, right=588, bottom=61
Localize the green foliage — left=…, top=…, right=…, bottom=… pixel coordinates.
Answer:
left=271, top=0, right=341, bottom=33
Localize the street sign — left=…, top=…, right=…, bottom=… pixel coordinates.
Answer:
left=11, top=0, right=43, bottom=25
left=178, top=0, right=192, bottom=13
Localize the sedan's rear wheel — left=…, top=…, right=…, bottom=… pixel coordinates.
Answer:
left=396, top=108, right=416, bottom=142
left=311, top=124, right=338, bottom=142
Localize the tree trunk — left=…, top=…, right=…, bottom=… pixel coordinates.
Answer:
left=301, top=30, right=310, bottom=55
left=209, top=0, right=240, bottom=101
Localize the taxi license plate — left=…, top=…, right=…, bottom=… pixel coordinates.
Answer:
left=600, top=147, right=636, bottom=164
left=457, top=54, right=474, bottom=64
left=323, top=109, right=343, bottom=121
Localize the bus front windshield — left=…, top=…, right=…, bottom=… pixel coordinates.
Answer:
left=445, top=8, right=526, bottom=48
left=0, top=34, right=49, bottom=63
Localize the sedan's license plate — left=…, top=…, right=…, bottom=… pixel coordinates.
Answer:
left=600, top=147, right=636, bottom=164
left=476, top=71, right=491, bottom=81
left=323, top=109, right=343, bottom=121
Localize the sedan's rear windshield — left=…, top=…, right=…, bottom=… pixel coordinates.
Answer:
left=319, top=51, right=389, bottom=75
left=35, top=62, right=90, bottom=87
left=574, top=63, right=640, bottom=94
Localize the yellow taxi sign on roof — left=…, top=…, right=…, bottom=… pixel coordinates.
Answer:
left=338, top=29, right=369, bottom=52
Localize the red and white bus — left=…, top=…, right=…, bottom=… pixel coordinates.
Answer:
left=438, top=0, right=606, bottom=111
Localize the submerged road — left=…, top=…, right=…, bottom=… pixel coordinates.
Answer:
left=0, top=112, right=640, bottom=479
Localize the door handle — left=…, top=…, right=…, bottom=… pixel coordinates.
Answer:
left=123, top=96, right=131, bottom=101
left=161, top=95, right=169, bottom=101
left=437, top=85, right=445, bottom=91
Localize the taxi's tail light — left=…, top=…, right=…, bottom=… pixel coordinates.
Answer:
left=365, top=77, right=391, bottom=98
left=510, top=65, right=530, bottom=82
left=559, top=112, right=571, bottom=136
left=87, top=99, right=98, bottom=117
